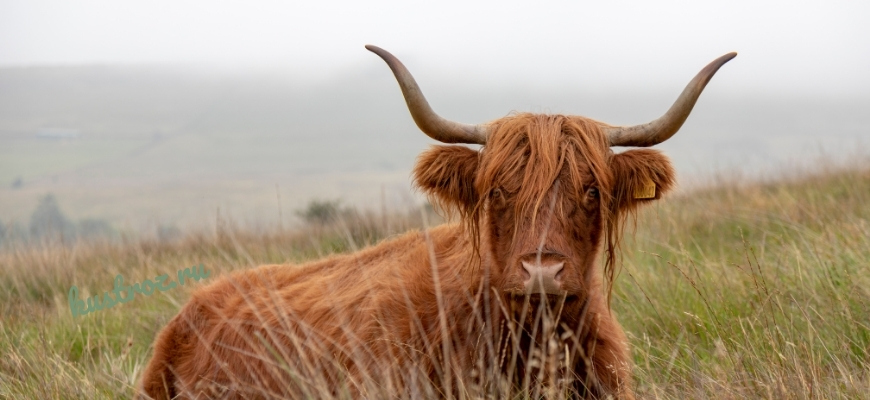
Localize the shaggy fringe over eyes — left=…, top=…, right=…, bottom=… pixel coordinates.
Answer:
left=476, top=113, right=612, bottom=232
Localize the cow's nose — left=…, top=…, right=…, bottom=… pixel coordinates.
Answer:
left=521, top=260, right=565, bottom=295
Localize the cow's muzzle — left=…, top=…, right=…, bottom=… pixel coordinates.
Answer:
left=520, top=255, right=567, bottom=295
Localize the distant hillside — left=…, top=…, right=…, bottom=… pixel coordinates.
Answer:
left=1, top=66, right=868, bottom=231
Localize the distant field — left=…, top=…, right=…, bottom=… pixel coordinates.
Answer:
left=1, top=160, right=867, bottom=398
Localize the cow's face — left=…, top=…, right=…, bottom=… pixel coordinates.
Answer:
left=414, top=114, right=675, bottom=300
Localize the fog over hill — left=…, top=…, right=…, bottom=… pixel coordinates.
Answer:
left=1, top=66, right=868, bottom=231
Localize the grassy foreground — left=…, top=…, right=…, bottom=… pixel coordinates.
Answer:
left=1, top=163, right=868, bottom=399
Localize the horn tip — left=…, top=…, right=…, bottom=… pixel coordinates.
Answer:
left=720, top=52, right=738, bottom=63
left=365, top=45, right=396, bottom=62
left=365, top=44, right=385, bottom=54
left=703, top=52, right=737, bottom=75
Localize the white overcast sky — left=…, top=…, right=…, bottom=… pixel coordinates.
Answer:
left=1, top=0, right=868, bottom=94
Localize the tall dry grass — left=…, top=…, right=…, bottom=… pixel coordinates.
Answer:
left=0, top=163, right=868, bottom=399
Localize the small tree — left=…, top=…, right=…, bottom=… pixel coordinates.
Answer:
left=296, top=199, right=349, bottom=225
left=29, top=194, right=76, bottom=240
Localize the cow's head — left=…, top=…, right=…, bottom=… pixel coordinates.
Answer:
left=367, top=45, right=734, bottom=303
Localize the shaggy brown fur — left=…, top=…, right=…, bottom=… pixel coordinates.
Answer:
left=139, top=113, right=675, bottom=399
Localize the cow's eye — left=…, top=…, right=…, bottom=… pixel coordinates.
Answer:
left=586, top=187, right=599, bottom=199
left=491, top=188, right=508, bottom=208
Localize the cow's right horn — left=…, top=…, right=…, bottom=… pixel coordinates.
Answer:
left=604, top=52, right=737, bottom=147
left=366, top=45, right=490, bottom=145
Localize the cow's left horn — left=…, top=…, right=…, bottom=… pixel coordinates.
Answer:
left=366, top=45, right=490, bottom=144
left=605, top=52, right=737, bottom=147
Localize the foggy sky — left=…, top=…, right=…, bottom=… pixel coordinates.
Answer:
left=1, top=0, right=868, bottom=95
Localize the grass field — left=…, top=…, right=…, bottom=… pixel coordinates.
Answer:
left=0, top=161, right=868, bottom=399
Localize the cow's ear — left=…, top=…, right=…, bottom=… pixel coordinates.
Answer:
left=609, top=149, right=675, bottom=213
left=413, top=145, right=480, bottom=214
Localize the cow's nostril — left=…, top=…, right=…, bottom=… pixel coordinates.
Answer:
left=520, top=265, right=531, bottom=280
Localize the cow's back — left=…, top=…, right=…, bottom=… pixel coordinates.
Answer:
left=139, top=224, right=473, bottom=399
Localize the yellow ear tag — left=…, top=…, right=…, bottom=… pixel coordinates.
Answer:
left=633, top=180, right=656, bottom=199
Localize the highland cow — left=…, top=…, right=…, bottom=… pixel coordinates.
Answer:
left=139, top=45, right=735, bottom=399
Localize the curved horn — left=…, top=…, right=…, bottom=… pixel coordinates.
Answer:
left=605, top=52, right=737, bottom=147
left=366, top=45, right=489, bottom=144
